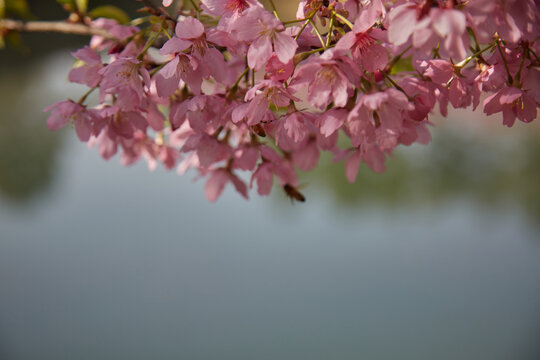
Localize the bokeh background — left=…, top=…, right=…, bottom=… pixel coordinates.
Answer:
left=1, top=1, right=540, bottom=359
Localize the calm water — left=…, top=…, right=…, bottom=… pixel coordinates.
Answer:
left=1, top=52, right=540, bottom=360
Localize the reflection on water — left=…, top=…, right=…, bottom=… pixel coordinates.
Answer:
left=307, top=125, right=540, bottom=224
left=0, top=62, right=64, bottom=203
left=1, top=52, right=540, bottom=360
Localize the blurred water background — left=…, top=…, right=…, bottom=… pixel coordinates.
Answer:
left=1, top=1, right=540, bottom=359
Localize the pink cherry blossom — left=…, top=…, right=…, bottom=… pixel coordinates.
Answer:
left=231, top=6, right=298, bottom=70
left=68, top=46, right=103, bottom=87
left=290, top=50, right=356, bottom=110
left=483, top=87, right=537, bottom=127
left=335, top=0, right=388, bottom=72
left=99, top=57, right=150, bottom=110
left=44, top=100, right=96, bottom=142
left=40, top=0, right=540, bottom=202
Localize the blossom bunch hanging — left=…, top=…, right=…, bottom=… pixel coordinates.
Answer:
left=43, top=0, right=540, bottom=202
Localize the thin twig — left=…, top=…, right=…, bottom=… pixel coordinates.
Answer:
left=308, top=18, right=326, bottom=50
left=0, top=19, right=116, bottom=39
left=332, top=11, right=353, bottom=30
left=268, top=0, right=280, bottom=21
left=496, top=38, right=513, bottom=85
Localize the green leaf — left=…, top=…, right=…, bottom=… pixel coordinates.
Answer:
left=391, top=56, right=414, bottom=75
left=75, top=0, right=87, bottom=13
left=0, top=0, right=5, bottom=19
left=6, top=0, right=32, bottom=19
left=89, top=5, right=130, bottom=24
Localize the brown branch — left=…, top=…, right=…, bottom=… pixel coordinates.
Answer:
left=0, top=19, right=117, bottom=40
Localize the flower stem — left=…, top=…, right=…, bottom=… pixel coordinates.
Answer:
left=326, top=15, right=334, bottom=48
left=230, top=68, right=250, bottom=90
left=455, top=43, right=495, bottom=68
left=308, top=18, right=326, bottom=49
left=137, top=28, right=162, bottom=60
left=496, top=38, right=513, bottom=85
left=268, top=0, right=280, bottom=21
left=77, top=86, right=97, bottom=105
left=381, top=72, right=411, bottom=100
left=332, top=11, right=353, bottom=30
left=514, top=47, right=528, bottom=86
left=294, top=19, right=310, bottom=41
left=284, top=18, right=310, bottom=25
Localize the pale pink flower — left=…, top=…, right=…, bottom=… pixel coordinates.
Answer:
left=231, top=6, right=298, bottom=70
left=388, top=2, right=469, bottom=60
left=232, top=80, right=297, bottom=125
left=89, top=19, right=139, bottom=52
left=99, top=57, right=150, bottom=110
left=265, top=54, right=294, bottom=81
left=156, top=17, right=227, bottom=96
left=335, top=1, right=388, bottom=72
left=290, top=50, right=356, bottom=110
left=201, top=0, right=257, bottom=17
left=68, top=46, right=103, bottom=87
left=181, top=133, right=231, bottom=168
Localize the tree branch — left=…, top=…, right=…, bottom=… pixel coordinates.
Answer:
left=0, top=19, right=116, bottom=40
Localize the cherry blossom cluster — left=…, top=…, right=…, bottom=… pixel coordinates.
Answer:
left=45, top=0, right=540, bottom=202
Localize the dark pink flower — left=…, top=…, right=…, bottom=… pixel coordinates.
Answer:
left=205, top=169, right=248, bottom=202
left=44, top=100, right=97, bottom=142
left=483, top=87, right=537, bottom=127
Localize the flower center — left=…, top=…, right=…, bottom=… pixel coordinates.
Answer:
left=355, top=33, right=374, bottom=53
left=316, top=66, right=336, bottom=83
left=227, top=0, right=249, bottom=12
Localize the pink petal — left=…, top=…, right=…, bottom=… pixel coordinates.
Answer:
left=205, top=170, right=229, bottom=202
left=247, top=36, right=272, bottom=70
left=335, top=32, right=356, bottom=52
left=283, top=113, right=308, bottom=143
left=353, top=2, right=383, bottom=34
left=432, top=9, right=466, bottom=37
left=364, top=144, right=386, bottom=173
left=293, top=143, right=319, bottom=171
left=155, top=72, right=180, bottom=98
left=273, top=32, right=298, bottom=64
left=251, top=163, right=274, bottom=196
left=499, top=87, right=523, bottom=104
left=200, top=0, right=227, bottom=16
left=361, top=42, right=388, bottom=72
left=73, top=114, right=92, bottom=142
left=229, top=173, right=249, bottom=199
left=160, top=37, right=192, bottom=55
left=175, top=17, right=205, bottom=39
left=345, top=150, right=362, bottom=183
left=516, top=93, right=537, bottom=123
left=320, top=109, right=346, bottom=137
left=388, top=5, right=417, bottom=46
left=71, top=46, right=101, bottom=64
left=502, top=107, right=516, bottom=127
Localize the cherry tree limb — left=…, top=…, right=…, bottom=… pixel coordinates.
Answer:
left=0, top=19, right=116, bottom=39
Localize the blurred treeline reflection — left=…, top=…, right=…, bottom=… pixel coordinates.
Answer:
left=304, top=128, right=540, bottom=223
left=1, top=0, right=539, bottom=225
